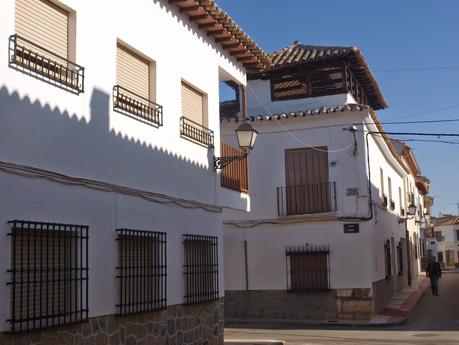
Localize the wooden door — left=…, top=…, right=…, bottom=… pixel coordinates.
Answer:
left=284, top=147, right=329, bottom=215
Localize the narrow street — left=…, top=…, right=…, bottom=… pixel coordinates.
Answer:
left=225, top=271, right=459, bottom=345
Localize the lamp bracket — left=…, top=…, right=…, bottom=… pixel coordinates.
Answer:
left=213, top=154, right=247, bottom=171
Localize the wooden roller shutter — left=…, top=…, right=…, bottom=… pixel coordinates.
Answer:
left=117, top=44, right=150, bottom=100
left=285, top=147, right=329, bottom=214
left=12, top=229, right=71, bottom=323
left=15, top=0, right=69, bottom=59
left=182, top=82, right=205, bottom=126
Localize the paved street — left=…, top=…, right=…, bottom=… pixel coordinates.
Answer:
left=225, top=271, right=459, bottom=345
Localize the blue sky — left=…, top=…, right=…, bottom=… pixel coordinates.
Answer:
left=217, top=0, right=459, bottom=216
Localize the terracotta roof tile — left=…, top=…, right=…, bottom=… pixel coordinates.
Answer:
left=434, top=216, right=459, bottom=227
left=221, top=103, right=369, bottom=123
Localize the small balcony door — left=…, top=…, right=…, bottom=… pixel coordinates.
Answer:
left=284, top=147, right=330, bottom=215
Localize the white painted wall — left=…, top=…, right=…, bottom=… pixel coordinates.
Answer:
left=222, top=80, right=423, bottom=291
left=0, top=0, right=250, bottom=331
left=435, top=224, right=459, bottom=266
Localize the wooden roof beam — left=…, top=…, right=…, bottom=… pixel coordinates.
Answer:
left=169, top=0, right=188, bottom=3
left=189, top=14, right=209, bottom=21
left=230, top=49, right=248, bottom=56
left=180, top=5, right=200, bottom=12
left=214, top=36, right=233, bottom=43
left=198, top=22, right=218, bottom=29
left=237, top=56, right=256, bottom=62
left=222, top=43, right=241, bottom=49
left=207, top=29, right=225, bottom=36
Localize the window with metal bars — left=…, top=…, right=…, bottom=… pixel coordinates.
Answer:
left=7, top=220, right=88, bottom=333
left=116, top=229, right=167, bottom=314
left=397, top=241, right=403, bottom=275
left=384, top=240, right=392, bottom=280
left=183, top=235, right=219, bottom=304
left=286, top=244, right=330, bottom=292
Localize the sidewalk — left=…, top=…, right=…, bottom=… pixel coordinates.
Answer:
left=368, top=275, right=429, bottom=325
left=226, top=276, right=430, bottom=329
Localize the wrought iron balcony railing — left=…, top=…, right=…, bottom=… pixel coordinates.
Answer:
left=180, top=117, right=214, bottom=148
left=113, top=85, right=163, bottom=126
left=8, top=34, right=84, bottom=94
left=277, top=182, right=337, bottom=216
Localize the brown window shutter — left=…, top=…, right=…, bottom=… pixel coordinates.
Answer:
left=181, top=82, right=205, bottom=126
left=15, top=0, right=69, bottom=59
left=116, top=44, right=150, bottom=100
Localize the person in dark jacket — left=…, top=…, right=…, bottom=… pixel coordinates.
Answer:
left=426, top=256, right=442, bottom=296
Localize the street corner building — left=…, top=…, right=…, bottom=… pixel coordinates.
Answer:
left=221, top=41, right=433, bottom=321
left=0, top=0, right=270, bottom=344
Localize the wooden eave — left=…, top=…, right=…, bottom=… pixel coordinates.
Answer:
left=168, top=0, right=270, bottom=70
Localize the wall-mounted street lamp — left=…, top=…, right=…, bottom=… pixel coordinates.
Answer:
left=214, top=122, right=258, bottom=171
left=407, top=203, right=417, bottom=216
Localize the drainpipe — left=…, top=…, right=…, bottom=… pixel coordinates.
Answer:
left=244, top=240, right=249, bottom=290
left=337, top=131, right=374, bottom=221
left=241, top=85, right=248, bottom=122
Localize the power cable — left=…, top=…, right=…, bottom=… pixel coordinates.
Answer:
left=374, top=66, right=459, bottom=72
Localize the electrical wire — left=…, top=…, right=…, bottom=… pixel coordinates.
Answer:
left=246, top=84, right=355, bottom=153
left=0, top=160, right=223, bottom=213
left=374, top=65, right=459, bottom=72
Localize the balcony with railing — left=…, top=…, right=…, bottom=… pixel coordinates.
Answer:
left=8, top=34, right=84, bottom=94
left=113, top=85, right=163, bottom=126
left=277, top=182, right=337, bottom=217
left=180, top=117, right=214, bottom=148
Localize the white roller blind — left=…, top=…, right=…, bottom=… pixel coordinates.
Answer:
left=117, top=44, right=150, bottom=100
left=15, top=0, right=69, bottom=59
left=182, top=82, right=205, bottom=126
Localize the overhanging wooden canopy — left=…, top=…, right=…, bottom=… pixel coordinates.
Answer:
left=168, top=0, right=270, bottom=70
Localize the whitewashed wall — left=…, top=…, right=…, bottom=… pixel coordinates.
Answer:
left=0, top=0, right=249, bottom=332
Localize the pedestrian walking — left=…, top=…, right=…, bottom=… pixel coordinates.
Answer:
left=426, top=256, right=442, bottom=296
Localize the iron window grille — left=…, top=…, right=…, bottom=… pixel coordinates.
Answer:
left=8, top=34, right=84, bottom=94
left=113, top=85, right=163, bottom=126
left=389, top=200, right=395, bottom=211
left=286, top=244, right=330, bottom=292
left=277, top=182, right=337, bottom=217
left=183, top=234, right=219, bottom=304
left=116, top=229, right=167, bottom=315
left=180, top=117, right=214, bottom=148
left=382, top=195, right=388, bottom=207
left=384, top=240, right=392, bottom=280
left=7, top=220, right=88, bottom=333
left=397, top=241, right=403, bottom=276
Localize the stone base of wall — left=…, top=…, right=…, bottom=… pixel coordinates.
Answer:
left=0, top=299, right=223, bottom=345
left=372, top=278, right=395, bottom=315
left=225, top=289, right=375, bottom=321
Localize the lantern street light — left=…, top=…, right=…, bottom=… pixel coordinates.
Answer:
left=214, top=122, right=258, bottom=171
left=407, top=203, right=417, bottom=216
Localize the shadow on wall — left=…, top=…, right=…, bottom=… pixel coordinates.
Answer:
left=0, top=86, right=221, bottom=205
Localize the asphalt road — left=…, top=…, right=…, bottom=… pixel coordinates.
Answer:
left=225, top=271, right=459, bottom=345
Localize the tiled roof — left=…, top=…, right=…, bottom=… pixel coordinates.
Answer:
left=270, top=41, right=354, bottom=66
left=434, top=216, right=459, bottom=227
left=221, top=104, right=369, bottom=123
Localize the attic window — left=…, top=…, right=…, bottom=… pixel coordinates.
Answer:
left=271, top=75, right=310, bottom=101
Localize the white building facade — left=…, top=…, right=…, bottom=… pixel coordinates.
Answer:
left=433, top=217, right=459, bottom=268
left=221, top=42, right=428, bottom=320
left=0, top=0, right=269, bottom=344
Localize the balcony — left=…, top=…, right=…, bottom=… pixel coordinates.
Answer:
left=113, top=85, right=163, bottom=126
left=180, top=117, right=214, bottom=148
left=8, top=34, right=84, bottom=94
left=277, top=182, right=336, bottom=217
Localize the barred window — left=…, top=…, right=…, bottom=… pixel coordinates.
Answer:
left=286, top=244, right=330, bottom=292
left=7, top=220, right=88, bottom=333
left=116, top=229, right=167, bottom=315
left=397, top=241, right=403, bottom=275
left=183, top=235, right=219, bottom=304
left=384, top=240, right=392, bottom=280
